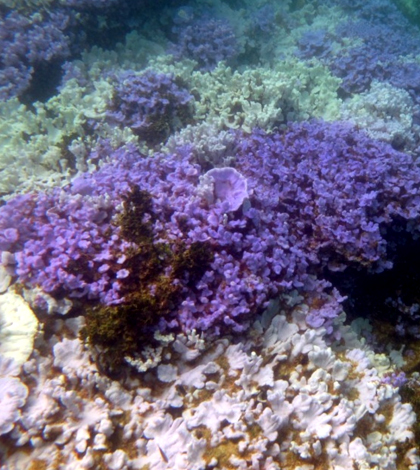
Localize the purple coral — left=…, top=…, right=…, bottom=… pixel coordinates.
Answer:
left=107, top=69, right=193, bottom=144
left=236, top=121, right=420, bottom=274
left=336, top=19, right=420, bottom=57
left=10, top=186, right=130, bottom=305
left=197, top=167, right=248, bottom=212
left=252, top=4, right=277, bottom=34
left=296, top=1, right=420, bottom=98
left=387, top=62, right=420, bottom=105
left=3, top=121, right=420, bottom=337
left=170, top=14, right=238, bottom=71
left=330, top=46, right=420, bottom=98
left=330, top=45, right=387, bottom=94
left=296, top=30, right=333, bottom=60
left=0, top=9, right=77, bottom=100
left=336, top=0, right=411, bottom=26
left=382, top=371, right=407, bottom=388
left=329, top=15, right=420, bottom=95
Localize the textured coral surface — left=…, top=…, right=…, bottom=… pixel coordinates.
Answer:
left=2, top=0, right=420, bottom=469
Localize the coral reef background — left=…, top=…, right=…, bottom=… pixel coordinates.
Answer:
left=2, top=0, right=420, bottom=469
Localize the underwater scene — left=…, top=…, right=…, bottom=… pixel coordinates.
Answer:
left=4, top=0, right=420, bottom=468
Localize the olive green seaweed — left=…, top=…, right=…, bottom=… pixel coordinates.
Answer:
left=81, top=185, right=213, bottom=370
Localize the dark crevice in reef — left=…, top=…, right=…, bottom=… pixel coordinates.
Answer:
left=20, top=60, right=65, bottom=105
left=324, top=220, right=420, bottom=347
left=79, top=0, right=189, bottom=52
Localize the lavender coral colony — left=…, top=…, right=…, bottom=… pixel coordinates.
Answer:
left=4, top=0, right=420, bottom=469
left=107, top=70, right=194, bottom=144
left=0, top=9, right=74, bottom=101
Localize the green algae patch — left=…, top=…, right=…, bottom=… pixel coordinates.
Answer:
left=118, top=186, right=155, bottom=243
left=172, top=240, right=214, bottom=286
left=81, top=185, right=213, bottom=370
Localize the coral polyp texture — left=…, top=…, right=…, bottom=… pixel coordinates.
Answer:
left=170, top=12, right=238, bottom=71
left=107, top=69, right=194, bottom=145
left=0, top=293, right=418, bottom=470
left=2, top=121, right=420, bottom=343
left=0, top=9, right=75, bottom=99
left=3, top=0, right=420, bottom=467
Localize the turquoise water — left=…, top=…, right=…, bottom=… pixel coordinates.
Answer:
left=1, top=1, right=420, bottom=469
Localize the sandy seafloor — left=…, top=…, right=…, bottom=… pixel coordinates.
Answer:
left=3, top=0, right=420, bottom=469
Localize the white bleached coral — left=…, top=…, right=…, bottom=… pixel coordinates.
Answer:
left=0, top=376, right=28, bottom=436
left=0, top=291, right=38, bottom=366
left=0, top=355, right=28, bottom=436
left=0, top=292, right=417, bottom=470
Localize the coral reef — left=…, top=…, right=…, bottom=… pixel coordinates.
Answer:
left=296, top=29, right=333, bottom=60
left=170, top=12, right=238, bottom=71
left=236, top=120, right=420, bottom=274
left=0, top=355, right=28, bottom=437
left=107, top=69, right=194, bottom=145
left=1, top=0, right=420, bottom=467
left=340, top=80, right=416, bottom=147
left=165, top=122, right=237, bottom=167
left=2, top=120, right=420, bottom=343
left=197, top=167, right=248, bottom=212
left=0, top=8, right=78, bottom=100
left=0, top=292, right=38, bottom=366
left=188, top=59, right=341, bottom=131
left=0, top=292, right=417, bottom=469
left=390, top=0, right=420, bottom=24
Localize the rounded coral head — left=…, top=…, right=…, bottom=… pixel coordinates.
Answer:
left=198, top=167, right=248, bottom=212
